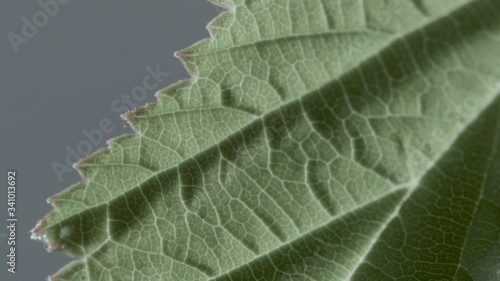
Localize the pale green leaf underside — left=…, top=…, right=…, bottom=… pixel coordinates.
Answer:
left=33, top=0, right=500, bottom=280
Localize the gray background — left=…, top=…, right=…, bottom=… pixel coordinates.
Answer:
left=0, top=1, right=219, bottom=280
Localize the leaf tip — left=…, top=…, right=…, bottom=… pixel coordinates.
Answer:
left=30, top=218, right=57, bottom=253
left=121, top=111, right=135, bottom=122
left=173, top=50, right=184, bottom=59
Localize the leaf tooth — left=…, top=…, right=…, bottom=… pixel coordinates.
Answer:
left=72, top=147, right=111, bottom=178
left=206, top=9, right=234, bottom=38
left=31, top=202, right=67, bottom=252
left=120, top=110, right=135, bottom=123
left=31, top=213, right=50, bottom=240
left=154, top=79, right=192, bottom=102
left=33, top=182, right=86, bottom=236
left=173, top=47, right=201, bottom=77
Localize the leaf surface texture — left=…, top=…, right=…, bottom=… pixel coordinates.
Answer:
left=33, top=0, right=500, bottom=280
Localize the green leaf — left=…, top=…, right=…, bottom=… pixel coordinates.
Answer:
left=33, top=0, right=500, bottom=280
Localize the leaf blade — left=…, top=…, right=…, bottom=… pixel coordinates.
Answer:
left=33, top=0, right=500, bottom=280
